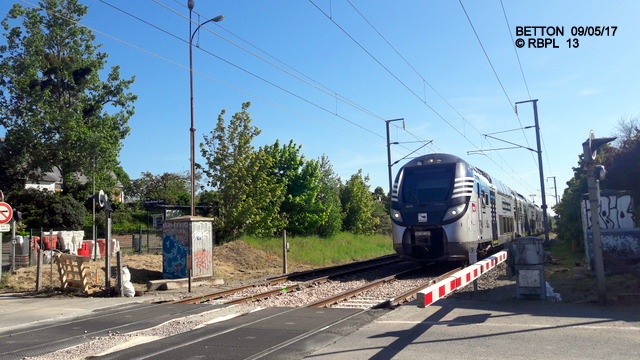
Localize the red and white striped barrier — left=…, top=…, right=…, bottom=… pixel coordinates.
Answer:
left=417, top=250, right=508, bottom=308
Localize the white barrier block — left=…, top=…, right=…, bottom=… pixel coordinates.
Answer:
left=417, top=250, right=508, bottom=308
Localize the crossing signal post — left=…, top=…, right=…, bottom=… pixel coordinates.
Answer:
left=92, top=190, right=113, bottom=291
left=582, top=131, right=616, bottom=305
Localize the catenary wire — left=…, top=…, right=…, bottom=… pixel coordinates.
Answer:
left=310, top=0, right=536, bottom=192
left=159, top=0, right=440, bottom=155
left=458, top=0, right=539, bottom=178
left=345, top=0, right=541, bottom=189
left=14, top=0, right=390, bottom=151
left=96, top=0, right=385, bottom=142
left=498, top=0, right=556, bottom=190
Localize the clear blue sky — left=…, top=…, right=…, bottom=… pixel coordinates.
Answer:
left=2, top=0, right=639, bottom=211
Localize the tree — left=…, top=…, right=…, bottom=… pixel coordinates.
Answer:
left=553, top=116, right=636, bottom=248
left=613, top=115, right=640, bottom=147
left=553, top=167, right=587, bottom=248
left=199, top=102, right=285, bottom=240
left=340, top=170, right=379, bottom=235
left=604, top=115, right=640, bottom=197
left=258, top=142, right=344, bottom=237
left=373, top=186, right=392, bottom=235
left=0, top=0, right=136, bottom=197
left=128, top=172, right=191, bottom=206
left=315, top=155, right=343, bottom=236
left=9, top=188, right=86, bottom=229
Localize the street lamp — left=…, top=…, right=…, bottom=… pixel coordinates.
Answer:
left=188, top=0, right=224, bottom=216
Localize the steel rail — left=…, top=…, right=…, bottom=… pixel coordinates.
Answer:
left=171, top=284, right=259, bottom=304
left=174, top=255, right=402, bottom=305
left=306, top=266, right=422, bottom=308
left=267, top=254, right=401, bottom=285
left=223, top=284, right=300, bottom=305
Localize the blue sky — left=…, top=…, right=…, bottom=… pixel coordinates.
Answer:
left=2, top=1, right=639, bottom=211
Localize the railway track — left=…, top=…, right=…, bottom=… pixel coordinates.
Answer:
left=13, top=258, right=498, bottom=359
left=172, top=254, right=403, bottom=305
left=173, top=255, right=463, bottom=311
left=323, top=266, right=462, bottom=309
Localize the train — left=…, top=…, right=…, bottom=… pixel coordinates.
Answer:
left=390, top=153, right=544, bottom=263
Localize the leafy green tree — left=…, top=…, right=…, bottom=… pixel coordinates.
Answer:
left=372, top=186, right=392, bottom=235
left=282, top=158, right=326, bottom=235
left=128, top=172, right=190, bottom=206
left=238, top=148, right=286, bottom=237
left=553, top=116, right=635, bottom=248
left=0, top=0, right=136, bottom=197
left=259, top=142, right=343, bottom=237
left=340, top=170, right=379, bottom=235
left=9, top=188, right=86, bottom=229
left=315, top=155, right=343, bottom=236
left=199, top=102, right=285, bottom=240
left=554, top=168, right=587, bottom=248
left=48, top=195, right=87, bottom=229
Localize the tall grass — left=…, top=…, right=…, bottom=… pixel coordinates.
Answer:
left=546, top=233, right=586, bottom=282
left=241, top=232, right=394, bottom=267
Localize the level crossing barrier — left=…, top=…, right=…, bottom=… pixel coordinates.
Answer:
left=417, top=250, right=508, bottom=308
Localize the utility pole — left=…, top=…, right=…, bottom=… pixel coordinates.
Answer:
left=582, top=131, right=616, bottom=305
left=515, top=99, right=549, bottom=246
left=385, top=118, right=404, bottom=194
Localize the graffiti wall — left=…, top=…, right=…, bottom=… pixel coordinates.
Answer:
left=585, top=229, right=640, bottom=268
left=581, top=190, right=636, bottom=230
left=581, top=190, right=639, bottom=269
left=162, top=217, right=213, bottom=279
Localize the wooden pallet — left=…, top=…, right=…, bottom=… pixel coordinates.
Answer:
left=55, top=254, right=92, bottom=293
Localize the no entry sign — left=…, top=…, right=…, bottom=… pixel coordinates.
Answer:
left=0, top=202, right=13, bottom=224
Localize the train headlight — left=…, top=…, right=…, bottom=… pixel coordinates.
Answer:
left=391, top=209, right=404, bottom=223
left=443, top=203, right=466, bottom=222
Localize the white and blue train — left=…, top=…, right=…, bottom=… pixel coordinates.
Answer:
left=391, top=153, right=544, bottom=263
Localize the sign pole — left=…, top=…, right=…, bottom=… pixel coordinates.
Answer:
left=11, top=219, right=16, bottom=272
left=0, top=199, right=14, bottom=280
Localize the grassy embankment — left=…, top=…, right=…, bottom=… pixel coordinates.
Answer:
left=242, top=232, right=394, bottom=267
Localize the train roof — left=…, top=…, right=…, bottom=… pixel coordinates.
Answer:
left=401, top=153, right=465, bottom=167
left=399, top=153, right=535, bottom=206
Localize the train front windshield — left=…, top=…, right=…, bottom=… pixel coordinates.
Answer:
left=401, top=165, right=454, bottom=203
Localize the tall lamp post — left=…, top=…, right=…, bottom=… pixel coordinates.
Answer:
left=188, top=0, right=223, bottom=216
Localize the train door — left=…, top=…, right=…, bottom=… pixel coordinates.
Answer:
left=476, top=183, right=484, bottom=240
left=476, top=182, right=492, bottom=243
left=524, top=207, right=531, bottom=235
left=490, top=189, right=498, bottom=242
left=513, top=195, right=521, bottom=238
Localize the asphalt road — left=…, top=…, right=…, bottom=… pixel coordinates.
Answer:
left=2, top=284, right=638, bottom=360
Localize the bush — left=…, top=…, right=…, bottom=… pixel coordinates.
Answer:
left=8, top=188, right=87, bottom=229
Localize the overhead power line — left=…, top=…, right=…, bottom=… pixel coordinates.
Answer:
left=458, top=0, right=538, bottom=170
left=310, top=0, right=536, bottom=192
left=497, top=0, right=555, bottom=180
left=158, top=0, right=439, bottom=156
left=15, top=0, right=388, bottom=149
